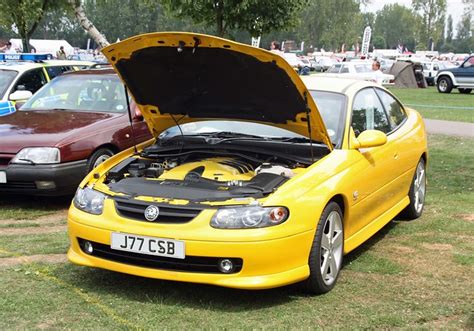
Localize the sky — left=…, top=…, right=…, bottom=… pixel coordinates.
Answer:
left=362, top=0, right=467, bottom=33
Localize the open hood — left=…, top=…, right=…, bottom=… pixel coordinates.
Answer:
left=102, top=32, right=332, bottom=149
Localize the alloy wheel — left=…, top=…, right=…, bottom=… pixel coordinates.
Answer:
left=320, top=210, right=343, bottom=286
left=414, top=161, right=426, bottom=213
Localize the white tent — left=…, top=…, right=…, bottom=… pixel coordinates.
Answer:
left=9, top=39, right=74, bottom=57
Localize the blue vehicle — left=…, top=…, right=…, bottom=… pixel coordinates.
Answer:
left=436, top=55, right=474, bottom=94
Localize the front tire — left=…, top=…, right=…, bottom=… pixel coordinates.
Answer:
left=458, top=88, right=472, bottom=94
left=437, top=76, right=453, bottom=93
left=86, top=148, right=114, bottom=173
left=400, top=159, right=426, bottom=220
left=302, top=202, right=344, bottom=294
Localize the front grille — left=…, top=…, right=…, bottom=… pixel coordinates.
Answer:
left=114, top=198, right=204, bottom=223
left=0, top=157, right=12, bottom=166
left=0, top=181, right=36, bottom=190
left=78, top=239, right=243, bottom=274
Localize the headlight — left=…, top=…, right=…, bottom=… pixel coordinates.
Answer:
left=11, top=147, right=60, bottom=164
left=211, top=206, right=289, bottom=229
left=73, top=187, right=105, bottom=215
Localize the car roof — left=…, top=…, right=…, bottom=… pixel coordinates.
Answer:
left=0, top=60, right=95, bottom=73
left=301, top=76, right=378, bottom=93
left=61, top=68, right=117, bottom=76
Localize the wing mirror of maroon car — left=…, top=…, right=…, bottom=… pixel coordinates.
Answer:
left=350, top=128, right=387, bottom=149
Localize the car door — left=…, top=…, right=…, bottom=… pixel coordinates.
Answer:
left=456, top=56, right=474, bottom=86
left=375, top=88, right=419, bottom=203
left=345, top=87, right=402, bottom=237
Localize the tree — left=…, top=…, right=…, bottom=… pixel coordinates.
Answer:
left=455, top=11, right=473, bottom=53
left=68, top=0, right=109, bottom=48
left=0, top=0, right=55, bottom=52
left=374, top=4, right=419, bottom=50
left=164, top=0, right=308, bottom=38
left=297, top=0, right=364, bottom=52
left=372, top=35, right=386, bottom=49
left=412, top=0, right=446, bottom=49
left=446, top=14, right=453, bottom=43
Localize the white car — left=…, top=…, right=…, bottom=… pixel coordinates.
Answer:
left=322, top=61, right=394, bottom=85
left=0, top=53, right=93, bottom=103
left=422, top=61, right=456, bottom=86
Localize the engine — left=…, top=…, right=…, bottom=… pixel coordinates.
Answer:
left=104, top=157, right=296, bottom=202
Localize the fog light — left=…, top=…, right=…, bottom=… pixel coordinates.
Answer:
left=218, top=259, right=234, bottom=273
left=83, top=241, right=94, bottom=254
left=35, top=181, right=56, bottom=189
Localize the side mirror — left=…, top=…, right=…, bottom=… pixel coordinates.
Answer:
left=351, top=129, right=387, bottom=149
left=9, top=90, right=33, bottom=102
left=0, top=101, right=16, bottom=116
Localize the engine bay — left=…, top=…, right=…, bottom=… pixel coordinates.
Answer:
left=101, top=136, right=329, bottom=202
left=105, top=155, right=302, bottom=201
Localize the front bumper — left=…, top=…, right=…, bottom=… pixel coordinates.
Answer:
left=0, top=160, right=87, bottom=196
left=67, top=216, right=314, bottom=290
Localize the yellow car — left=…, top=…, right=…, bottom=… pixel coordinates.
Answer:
left=67, top=32, right=427, bottom=294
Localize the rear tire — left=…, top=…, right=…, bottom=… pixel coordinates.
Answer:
left=399, top=159, right=426, bottom=220
left=437, top=76, right=453, bottom=93
left=86, top=148, right=114, bottom=173
left=302, top=202, right=344, bottom=294
left=458, top=88, right=472, bottom=94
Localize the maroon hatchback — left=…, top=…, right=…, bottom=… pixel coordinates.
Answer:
left=0, top=69, right=151, bottom=195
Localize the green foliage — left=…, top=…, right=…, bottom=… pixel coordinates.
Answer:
left=297, top=0, right=364, bottom=51
left=164, top=0, right=308, bottom=37
left=412, top=0, right=447, bottom=49
left=446, top=14, right=453, bottom=43
left=372, top=35, right=386, bottom=49
left=0, top=0, right=63, bottom=51
left=374, top=4, right=419, bottom=49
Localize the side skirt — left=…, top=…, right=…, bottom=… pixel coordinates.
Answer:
left=343, top=196, right=410, bottom=254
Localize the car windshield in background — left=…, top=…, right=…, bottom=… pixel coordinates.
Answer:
left=0, top=69, right=17, bottom=98
left=309, top=90, right=346, bottom=146
left=21, top=74, right=127, bottom=113
left=354, top=64, right=372, bottom=73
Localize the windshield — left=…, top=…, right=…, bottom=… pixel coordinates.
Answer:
left=160, top=121, right=303, bottom=140
left=21, top=74, right=127, bottom=113
left=0, top=69, right=17, bottom=99
left=160, top=90, right=345, bottom=147
left=354, top=64, right=373, bottom=73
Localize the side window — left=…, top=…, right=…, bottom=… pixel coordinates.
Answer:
left=46, top=66, right=73, bottom=80
left=14, top=68, right=47, bottom=94
left=340, top=65, right=349, bottom=73
left=327, top=64, right=341, bottom=73
left=375, top=89, right=406, bottom=129
left=351, top=88, right=391, bottom=136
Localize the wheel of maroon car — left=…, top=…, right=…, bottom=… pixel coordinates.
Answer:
left=458, top=88, right=472, bottom=94
left=399, top=158, right=426, bottom=220
left=303, top=201, right=344, bottom=294
left=87, top=148, right=114, bottom=172
left=437, top=76, right=453, bottom=93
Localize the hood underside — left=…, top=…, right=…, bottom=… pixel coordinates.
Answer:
left=102, top=32, right=332, bottom=149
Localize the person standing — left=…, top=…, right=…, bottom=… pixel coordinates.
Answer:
left=56, top=46, right=67, bottom=60
left=371, top=60, right=385, bottom=85
left=1, top=42, right=17, bottom=54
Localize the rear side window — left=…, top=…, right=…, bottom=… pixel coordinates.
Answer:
left=375, top=89, right=406, bottom=129
left=327, top=64, right=341, bottom=73
left=340, top=66, right=349, bottom=73
left=351, top=88, right=391, bottom=136
left=46, top=66, right=73, bottom=79
left=14, top=68, right=47, bottom=94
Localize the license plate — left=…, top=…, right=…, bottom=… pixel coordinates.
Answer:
left=111, top=232, right=185, bottom=259
left=0, top=171, right=6, bottom=184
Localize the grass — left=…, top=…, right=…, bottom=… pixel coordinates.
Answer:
left=0, top=196, right=71, bottom=220
left=0, top=134, right=473, bottom=329
left=389, top=87, right=474, bottom=123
